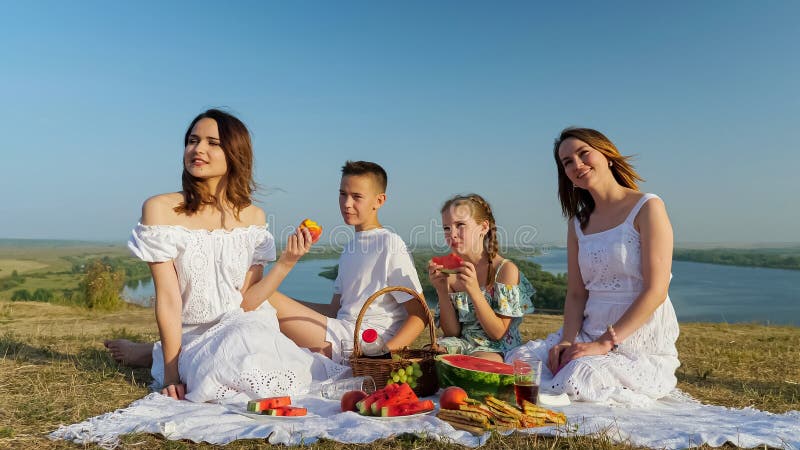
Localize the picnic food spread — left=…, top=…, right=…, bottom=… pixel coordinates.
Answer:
left=436, top=394, right=566, bottom=435
left=299, top=218, right=323, bottom=243
left=431, top=253, right=464, bottom=274
left=247, top=396, right=307, bottom=416
left=435, top=354, right=516, bottom=402
left=242, top=354, right=567, bottom=431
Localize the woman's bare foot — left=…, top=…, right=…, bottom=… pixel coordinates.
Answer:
left=104, top=339, right=154, bottom=368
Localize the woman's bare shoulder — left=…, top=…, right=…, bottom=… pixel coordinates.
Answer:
left=238, top=204, right=267, bottom=227
left=141, top=193, right=184, bottom=225
left=637, top=194, right=667, bottom=220
left=635, top=195, right=670, bottom=234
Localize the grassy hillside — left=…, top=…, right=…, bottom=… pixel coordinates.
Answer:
left=0, top=244, right=149, bottom=305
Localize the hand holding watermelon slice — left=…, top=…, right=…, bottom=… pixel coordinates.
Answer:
left=431, top=253, right=464, bottom=275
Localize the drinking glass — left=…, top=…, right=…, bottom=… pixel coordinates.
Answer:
left=320, top=376, right=376, bottom=400
left=513, top=357, right=542, bottom=406
left=340, top=339, right=354, bottom=365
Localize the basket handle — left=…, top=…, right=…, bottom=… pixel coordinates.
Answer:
left=351, top=286, right=440, bottom=357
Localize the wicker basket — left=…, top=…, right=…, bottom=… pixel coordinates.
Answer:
left=350, top=286, right=443, bottom=397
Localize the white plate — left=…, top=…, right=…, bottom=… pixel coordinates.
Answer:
left=233, top=410, right=318, bottom=421
left=363, top=410, right=435, bottom=420
left=538, top=393, right=571, bottom=407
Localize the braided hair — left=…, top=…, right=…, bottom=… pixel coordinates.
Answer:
left=441, top=194, right=499, bottom=288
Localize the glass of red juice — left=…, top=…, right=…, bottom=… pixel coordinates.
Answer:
left=513, top=358, right=542, bottom=407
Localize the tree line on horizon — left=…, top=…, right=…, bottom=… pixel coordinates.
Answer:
left=673, top=248, right=800, bottom=271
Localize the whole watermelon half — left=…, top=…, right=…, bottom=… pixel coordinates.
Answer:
left=434, top=354, right=515, bottom=402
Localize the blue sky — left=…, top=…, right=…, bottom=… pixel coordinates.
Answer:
left=1, top=1, right=798, bottom=246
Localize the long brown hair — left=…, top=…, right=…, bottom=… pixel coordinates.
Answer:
left=441, top=194, right=499, bottom=288
left=174, top=109, right=255, bottom=219
left=553, top=127, right=643, bottom=228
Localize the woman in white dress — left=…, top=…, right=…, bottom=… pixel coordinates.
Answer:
left=123, top=109, right=345, bottom=403
left=507, top=127, right=680, bottom=406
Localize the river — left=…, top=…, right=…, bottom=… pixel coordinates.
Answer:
left=124, top=250, right=800, bottom=326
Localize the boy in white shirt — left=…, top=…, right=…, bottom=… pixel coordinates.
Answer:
left=268, top=161, right=427, bottom=362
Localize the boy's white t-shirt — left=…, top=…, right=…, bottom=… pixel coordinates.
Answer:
left=333, top=227, right=423, bottom=338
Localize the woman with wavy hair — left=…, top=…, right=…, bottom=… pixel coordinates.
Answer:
left=507, top=127, right=680, bottom=406
left=106, top=109, right=345, bottom=402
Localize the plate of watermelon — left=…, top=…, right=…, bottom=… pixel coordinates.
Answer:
left=354, top=383, right=434, bottom=420
left=234, top=396, right=316, bottom=420
left=354, top=383, right=436, bottom=419
left=235, top=410, right=318, bottom=421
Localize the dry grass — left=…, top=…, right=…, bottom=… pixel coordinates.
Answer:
left=0, top=259, right=49, bottom=275
left=676, top=322, right=800, bottom=412
left=0, top=245, right=128, bottom=274
left=1, top=300, right=797, bottom=449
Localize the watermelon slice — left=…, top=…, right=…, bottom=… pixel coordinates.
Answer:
left=380, top=399, right=435, bottom=417
left=370, top=383, right=418, bottom=415
left=435, top=354, right=515, bottom=402
left=356, top=383, right=402, bottom=415
left=431, top=253, right=464, bottom=274
left=263, top=406, right=307, bottom=416
left=247, top=396, right=291, bottom=413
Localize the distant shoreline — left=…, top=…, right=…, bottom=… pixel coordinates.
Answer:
left=673, top=248, right=800, bottom=271
left=2, top=238, right=800, bottom=271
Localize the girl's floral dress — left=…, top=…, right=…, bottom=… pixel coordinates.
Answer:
left=438, top=259, right=535, bottom=356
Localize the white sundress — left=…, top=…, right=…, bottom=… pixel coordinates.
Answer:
left=128, top=223, right=348, bottom=404
left=506, top=194, right=680, bottom=406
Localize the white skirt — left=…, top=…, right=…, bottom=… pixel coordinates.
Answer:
left=151, top=303, right=349, bottom=403
left=506, top=294, right=680, bottom=407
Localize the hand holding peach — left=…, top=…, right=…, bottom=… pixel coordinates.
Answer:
left=300, top=218, right=323, bottom=244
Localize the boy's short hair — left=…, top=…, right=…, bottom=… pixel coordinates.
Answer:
left=341, top=160, right=388, bottom=193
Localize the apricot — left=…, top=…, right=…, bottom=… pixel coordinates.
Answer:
left=300, top=218, right=322, bottom=244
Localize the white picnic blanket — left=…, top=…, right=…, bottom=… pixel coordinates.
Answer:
left=50, top=389, right=800, bottom=449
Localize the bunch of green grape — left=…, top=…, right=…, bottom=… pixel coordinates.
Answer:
left=387, top=360, right=423, bottom=389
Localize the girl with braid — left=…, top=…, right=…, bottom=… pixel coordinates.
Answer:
left=428, top=194, right=535, bottom=362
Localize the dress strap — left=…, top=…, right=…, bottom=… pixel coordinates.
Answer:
left=494, top=259, right=509, bottom=280
left=625, top=193, right=659, bottom=224
left=573, top=217, right=584, bottom=238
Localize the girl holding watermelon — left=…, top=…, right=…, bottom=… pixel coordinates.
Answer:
left=506, top=127, right=680, bottom=405
left=428, top=194, right=535, bottom=362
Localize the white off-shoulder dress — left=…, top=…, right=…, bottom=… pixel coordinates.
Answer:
left=128, top=223, right=347, bottom=403
left=507, top=194, right=680, bottom=406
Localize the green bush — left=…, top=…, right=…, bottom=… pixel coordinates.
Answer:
left=79, top=259, right=125, bottom=310
left=31, top=288, right=54, bottom=302
left=0, top=270, right=25, bottom=291
left=11, top=289, right=31, bottom=301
